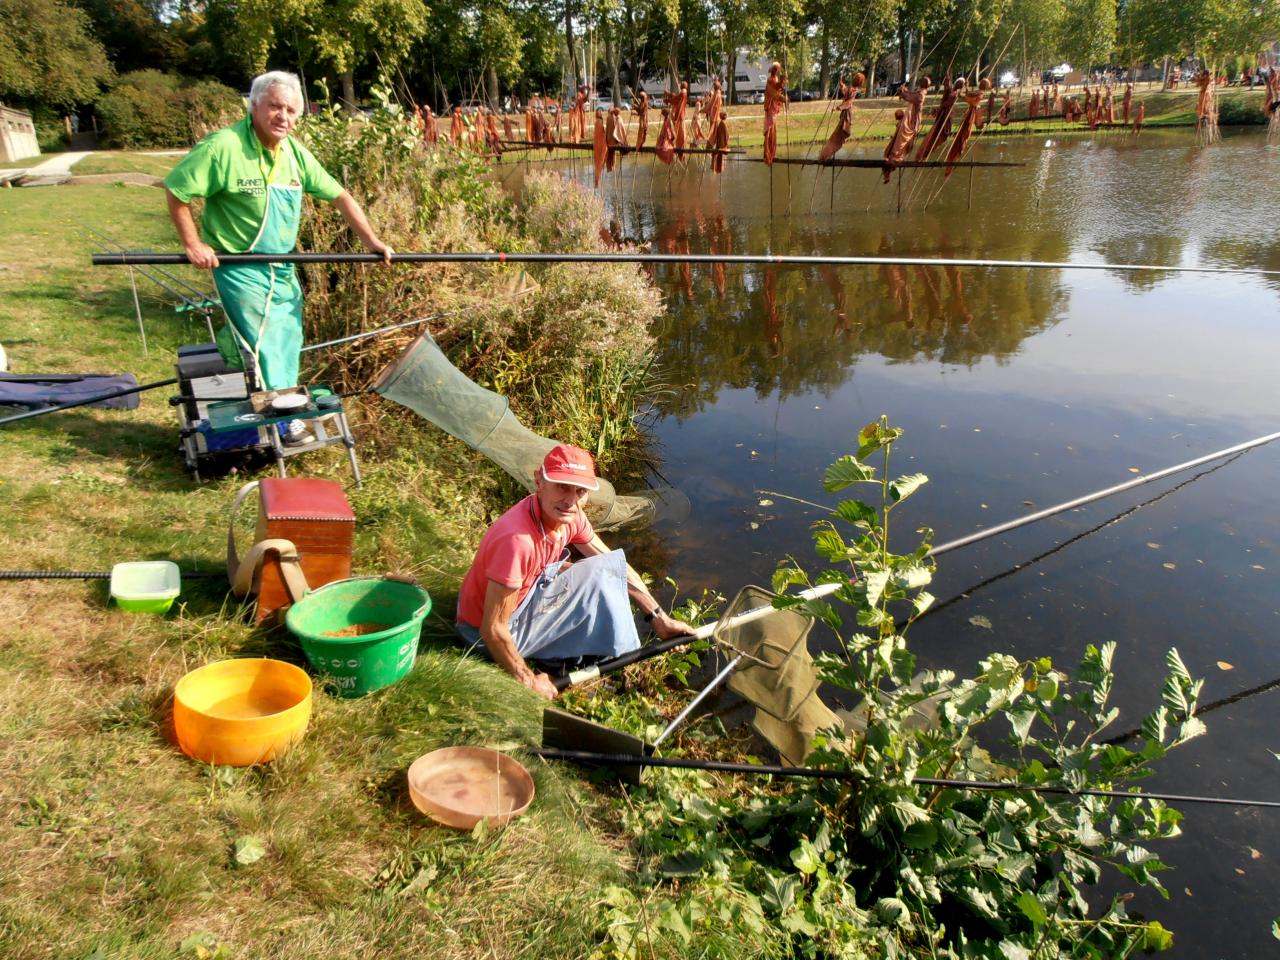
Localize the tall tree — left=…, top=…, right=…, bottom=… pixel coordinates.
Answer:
left=0, top=0, right=113, bottom=110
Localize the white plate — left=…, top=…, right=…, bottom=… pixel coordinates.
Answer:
left=271, top=394, right=309, bottom=412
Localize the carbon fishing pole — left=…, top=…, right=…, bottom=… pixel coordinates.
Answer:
left=0, top=378, right=178, bottom=428
left=92, top=251, right=1280, bottom=279
left=528, top=747, right=1280, bottom=809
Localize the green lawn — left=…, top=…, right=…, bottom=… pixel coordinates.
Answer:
left=0, top=184, right=637, bottom=960
left=73, top=151, right=184, bottom=178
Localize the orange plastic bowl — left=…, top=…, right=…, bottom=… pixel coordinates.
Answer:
left=173, top=658, right=313, bottom=766
left=407, top=747, right=535, bottom=829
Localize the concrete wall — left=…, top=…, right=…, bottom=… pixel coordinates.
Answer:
left=0, top=106, right=39, bottom=163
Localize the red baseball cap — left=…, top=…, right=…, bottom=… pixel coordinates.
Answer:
left=541, top=443, right=600, bottom=490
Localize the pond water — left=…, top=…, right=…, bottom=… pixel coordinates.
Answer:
left=501, top=127, right=1280, bottom=956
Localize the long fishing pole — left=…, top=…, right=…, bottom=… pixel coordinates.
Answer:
left=0, top=378, right=178, bottom=428
left=528, top=747, right=1280, bottom=808
left=92, top=251, right=1280, bottom=279
left=928, top=428, right=1280, bottom=557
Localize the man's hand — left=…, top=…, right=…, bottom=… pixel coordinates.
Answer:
left=651, top=609, right=695, bottom=641
left=525, top=671, right=559, bottom=700
left=185, top=240, right=220, bottom=270
left=366, top=236, right=394, bottom=264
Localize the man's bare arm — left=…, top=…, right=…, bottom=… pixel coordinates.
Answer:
left=165, top=191, right=219, bottom=269
left=330, top=191, right=394, bottom=262
left=479, top=578, right=558, bottom=698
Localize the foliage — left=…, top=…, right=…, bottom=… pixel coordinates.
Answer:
left=294, top=91, right=663, bottom=465
left=0, top=0, right=113, bottom=111
left=95, top=70, right=242, bottom=148
left=607, top=419, right=1205, bottom=958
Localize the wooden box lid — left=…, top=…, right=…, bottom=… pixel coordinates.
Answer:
left=258, top=477, right=354, bottom=523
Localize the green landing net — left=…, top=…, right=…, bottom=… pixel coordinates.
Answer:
left=372, top=331, right=689, bottom=531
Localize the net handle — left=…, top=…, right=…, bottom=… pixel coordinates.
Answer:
left=555, top=579, right=845, bottom=690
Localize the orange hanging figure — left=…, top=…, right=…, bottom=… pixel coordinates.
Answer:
left=1029, top=89, right=1040, bottom=119
left=421, top=105, right=438, bottom=145
left=703, top=78, right=724, bottom=127
left=916, top=76, right=958, bottom=162
left=605, top=105, right=628, bottom=171
left=654, top=107, right=676, bottom=165
left=592, top=111, right=607, bottom=186
left=1122, top=83, right=1133, bottom=123
left=709, top=109, right=730, bottom=174
left=762, top=61, right=788, bottom=166
left=484, top=109, right=503, bottom=156
left=944, top=78, right=989, bottom=178
left=998, top=89, right=1012, bottom=125
left=819, top=72, right=863, bottom=162
left=669, top=80, right=690, bottom=154
left=1102, top=85, right=1114, bottom=123
left=569, top=86, right=589, bottom=142
left=450, top=106, right=464, bottom=144
left=632, top=90, right=650, bottom=149
left=1133, top=101, right=1146, bottom=134
left=690, top=96, right=706, bottom=145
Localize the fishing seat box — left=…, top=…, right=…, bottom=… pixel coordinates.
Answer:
left=254, top=477, right=355, bottom=624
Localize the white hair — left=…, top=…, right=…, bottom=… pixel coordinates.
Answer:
left=249, top=71, right=304, bottom=107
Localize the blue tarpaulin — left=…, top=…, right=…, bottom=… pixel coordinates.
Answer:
left=0, top=374, right=140, bottom=410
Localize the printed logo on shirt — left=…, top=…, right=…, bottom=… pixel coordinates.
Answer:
left=235, top=177, right=266, bottom=197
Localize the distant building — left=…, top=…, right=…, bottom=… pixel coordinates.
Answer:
left=0, top=105, right=38, bottom=163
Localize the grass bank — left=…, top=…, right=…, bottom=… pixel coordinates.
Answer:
left=0, top=181, right=663, bottom=959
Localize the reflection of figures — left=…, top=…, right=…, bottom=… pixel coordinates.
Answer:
left=916, top=76, right=958, bottom=162
left=763, top=62, right=788, bottom=165
left=880, top=247, right=913, bottom=327
left=817, top=263, right=849, bottom=335
left=943, top=263, right=973, bottom=325
left=944, top=79, right=988, bottom=178
left=632, top=90, right=650, bottom=149
left=763, top=267, right=782, bottom=357
left=819, top=72, right=863, bottom=162
left=709, top=216, right=730, bottom=299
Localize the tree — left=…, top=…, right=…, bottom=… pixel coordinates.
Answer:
left=197, top=0, right=429, bottom=107
left=73, top=0, right=185, bottom=75
left=1057, top=0, right=1117, bottom=73
left=0, top=0, right=113, bottom=110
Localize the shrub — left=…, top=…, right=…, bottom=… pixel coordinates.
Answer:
left=96, top=71, right=241, bottom=148
left=294, top=85, right=664, bottom=467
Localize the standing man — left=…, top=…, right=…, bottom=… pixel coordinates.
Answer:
left=456, top=444, right=694, bottom=699
left=164, top=70, right=392, bottom=441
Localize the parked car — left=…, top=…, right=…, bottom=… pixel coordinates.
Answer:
left=746, top=91, right=765, bottom=104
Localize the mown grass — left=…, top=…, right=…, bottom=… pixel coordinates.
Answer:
left=73, top=152, right=183, bottom=178
left=0, top=184, right=637, bottom=959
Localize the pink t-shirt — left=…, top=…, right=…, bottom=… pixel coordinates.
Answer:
left=456, top=494, right=594, bottom=627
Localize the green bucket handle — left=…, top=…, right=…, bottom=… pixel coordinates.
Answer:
left=308, top=574, right=431, bottom=621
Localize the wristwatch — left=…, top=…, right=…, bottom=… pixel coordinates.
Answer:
left=644, top=606, right=662, bottom=623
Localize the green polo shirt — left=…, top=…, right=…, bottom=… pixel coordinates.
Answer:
left=164, top=114, right=343, bottom=253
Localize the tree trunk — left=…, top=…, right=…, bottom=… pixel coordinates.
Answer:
left=341, top=71, right=357, bottom=113
left=1162, top=56, right=1170, bottom=90
left=565, top=0, right=579, bottom=88
left=818, top=20, right=831, bottom=96
left=726, top=26, right=737, bottom=103
left=487, top=65, right=499, bottom=108
left=667, top=24, right=680, bottom=88
left=897, top=20, right=909, bottom=83
left=606, top=26, right=623, bottom=104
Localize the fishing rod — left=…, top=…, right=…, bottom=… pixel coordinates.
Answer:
left=0, top=378, right=178, bottom=428
left=92, top=251, right=1280, bottom=279
left=928, top=428, right=1280, bottom=557
left=559, top=427, right=1280, bottom=688
left=528, top=747, right=1280, bottom=809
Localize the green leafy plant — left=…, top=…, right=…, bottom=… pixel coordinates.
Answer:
left=607, top=418, right=1206, bottom=958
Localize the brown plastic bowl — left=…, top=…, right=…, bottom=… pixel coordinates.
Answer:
left=407, top=746, right=535, bottom=829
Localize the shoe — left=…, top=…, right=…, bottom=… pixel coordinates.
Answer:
left=281, top=419, right=314, bottom=446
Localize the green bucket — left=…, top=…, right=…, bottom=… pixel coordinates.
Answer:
left=286, top=578, right=431, bottom=697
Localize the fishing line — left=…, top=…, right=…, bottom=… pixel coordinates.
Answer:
left=528, top=747, right=1280, bottom=808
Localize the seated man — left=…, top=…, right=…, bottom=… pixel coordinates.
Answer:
left=456, top=444, right=694, bottom=699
